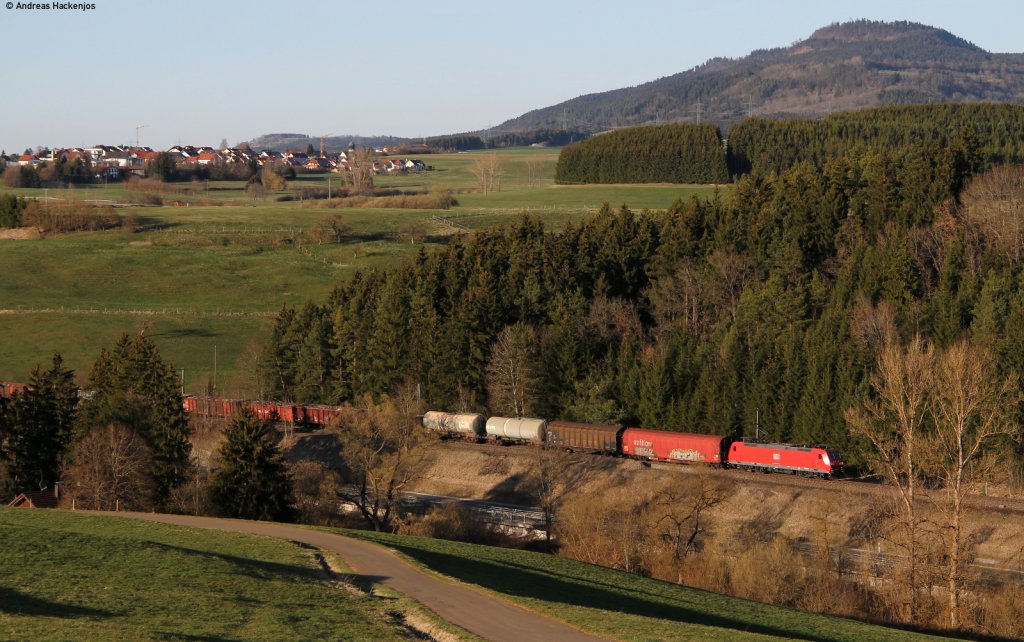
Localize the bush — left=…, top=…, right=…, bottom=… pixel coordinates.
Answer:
left=3, top=165, right=41, bottom=188
left=21, top=200, right=125, bottom=234
left=0, top=193, right=26, bottom=228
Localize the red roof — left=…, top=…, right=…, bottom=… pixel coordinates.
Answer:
left=18, top=154, right=35, bottom=161
left=197, top=152, right=219, bottom=161
left=9, top=489, right=60, bottom=509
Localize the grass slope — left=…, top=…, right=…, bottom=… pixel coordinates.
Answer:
left=346, top=530, right=950, bottom=642
left=0, top=508, right=406, bottom=642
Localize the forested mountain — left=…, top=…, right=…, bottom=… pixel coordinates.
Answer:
left=493, top=20, right=1024, bottom=134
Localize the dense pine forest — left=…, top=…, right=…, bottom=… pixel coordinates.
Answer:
left=728, top=103, right=1024, bottom=175
left=555, top=124, right=730, bottom=184
left=260, top=112, right=1024, bottom=467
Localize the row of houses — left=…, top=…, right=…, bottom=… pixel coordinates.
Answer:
left=10, top=145, right=430, bottom=180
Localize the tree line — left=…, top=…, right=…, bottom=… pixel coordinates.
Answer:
left=555, top=124, right=729, bottom=184
left=727, top=103, right=1024, bottom=175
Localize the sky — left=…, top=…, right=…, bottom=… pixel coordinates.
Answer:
left=1, top=0, right=1021, bottom=153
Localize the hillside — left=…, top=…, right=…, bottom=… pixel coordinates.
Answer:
left=244, top=133, right=410, bottom=153
left=0, top=508, right=420, bottom=641
left=493, top=20, right=1024, bottom=133
left=0, top=508, right=949, bottom=641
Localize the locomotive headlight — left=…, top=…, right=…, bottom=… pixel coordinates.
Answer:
left=822, top=453, right=831, bottom=466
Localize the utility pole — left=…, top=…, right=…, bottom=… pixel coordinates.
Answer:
left=135, top=124, right=147, bottom=148
left=755, top=407, right=760, bottom=440
left=693, top=100, right=703, bottom=125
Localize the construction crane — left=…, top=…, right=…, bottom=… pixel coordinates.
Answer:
left=135, top=124, right=147, bottom=148
left=318, top=133, right=334, bottom=158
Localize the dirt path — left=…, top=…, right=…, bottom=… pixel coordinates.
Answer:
left=98, top=512, right=607, bottom=642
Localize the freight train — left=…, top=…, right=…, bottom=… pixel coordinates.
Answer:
left=0, top=384, right=844, bottom=478
left=423, top=412, right=845, bottom=478
left=181, top=395, right=343, bottom=426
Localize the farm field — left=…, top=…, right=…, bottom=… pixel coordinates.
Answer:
left=0, top=148, right=723, bottom=389
left=0, top=508, right=426, bottom=642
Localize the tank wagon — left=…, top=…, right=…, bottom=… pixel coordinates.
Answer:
left=485, top=416, right=547, bottom=442
left=422, top=411, right=486, bottom=439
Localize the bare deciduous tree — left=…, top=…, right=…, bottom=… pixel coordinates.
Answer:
left=707, top=250, right=755, bottom=323
left=849, top=295, right=898, bottom=353
left=334, top=394, right=427, bottom=531
left=486, top=323, right=540, bottom=417
left=470, top=153, right=505, bottom=194
left=522, top=156, right=547, bottom=189
left=529, top=445, right=599, bottom=550
left=65, top=423, right=154, bottom=511
left=925, top=340, right=1020, bottom=629
left=845, top=334, right=932, bottom=622
left=652, top=472, right=728, bottom=583
left=346, top=146, right=375, bottom=194
left=311, top=214, right=351, bottom=245
left=960, top=164, right=1024, bottom=265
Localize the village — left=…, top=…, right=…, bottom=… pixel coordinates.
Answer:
left=4, top=143, right=432, bottom=182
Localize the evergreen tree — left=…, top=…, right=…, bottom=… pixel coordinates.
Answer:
left=0, top=355, right=78, bottom=494
left=210, top=408, right=295, bottom=522
left=77, top=333, right=191, bottom=507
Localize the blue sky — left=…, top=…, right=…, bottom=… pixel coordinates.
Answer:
left=1, top=0, right=1021, bottom=152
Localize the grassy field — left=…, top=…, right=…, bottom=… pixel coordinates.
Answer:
left=0, top=508, right=419, bottom=641
left=0, top=508, right=945, bottom=642
left=0, top=148, right=723, bottom=389
left=343, top=529, right=946, bottom=642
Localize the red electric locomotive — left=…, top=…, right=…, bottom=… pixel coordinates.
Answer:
left=726, top=441, right=844, bottom=478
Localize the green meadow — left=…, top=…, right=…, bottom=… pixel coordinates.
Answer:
left=0, top=148, right=720, bottom=392
left=0, top=508, right=455, bottom=641
left=0, top=508, right=945, bottom=642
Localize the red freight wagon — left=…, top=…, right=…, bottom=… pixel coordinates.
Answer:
left=0, top=382, right=29, bottom=398
left=248, top=401, right=281, bottom=421
left=727, top=441, right=843, bottom=477
left=304, top=404, right=341, bottom=426
left=620, top=428, right=725, bottom=464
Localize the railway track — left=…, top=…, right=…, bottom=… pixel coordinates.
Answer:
left=434, top=437, right=1024, bottom=515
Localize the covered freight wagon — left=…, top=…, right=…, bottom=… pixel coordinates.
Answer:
left=422, top=411, right=486, bottom=438
left=620, top=428, right=725, bottom=464
left=727, top=441, right=842, bottom=477
left=546, top=421, right=621, bottom=454
left=485, top=416, right=547, bottom=442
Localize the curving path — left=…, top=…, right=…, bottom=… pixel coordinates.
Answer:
left=98, top=512, right=607, bottom=642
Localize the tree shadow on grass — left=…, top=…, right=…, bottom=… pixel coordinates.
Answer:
left=148, top=328, right=221, bottom=339
left=378, top=545, right=837, bottom=642
left=0, top=586, right=118, bottom=618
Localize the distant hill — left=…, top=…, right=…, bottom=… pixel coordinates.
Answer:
left=491, top=20, right=1024, bottom=133
left=244, top=133, right=412, bottom=153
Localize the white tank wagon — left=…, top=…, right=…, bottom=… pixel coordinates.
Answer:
left=485, top=416, right=547, bottom=442
left=422, top=411, right=486, bottom=438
